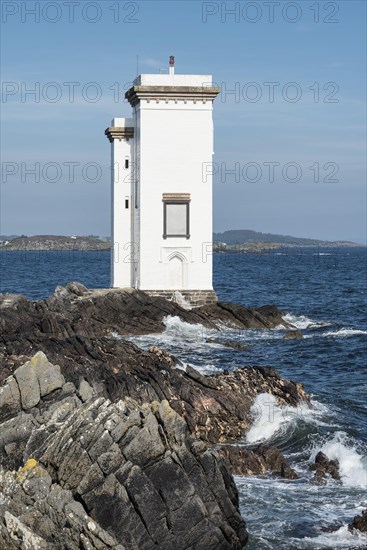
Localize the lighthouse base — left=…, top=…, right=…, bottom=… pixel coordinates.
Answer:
left=142, top=289, right=218, bottom=307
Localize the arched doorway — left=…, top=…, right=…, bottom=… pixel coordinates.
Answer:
left=167, top=252, right=187, bottom=289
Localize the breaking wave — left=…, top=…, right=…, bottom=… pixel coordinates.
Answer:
left=282, top=313, right=332, bottom=330
left=321, top=328, right=367, bottom=338
left=162, top=315, right=215, bottom=339
left=245, top=393, right=320, bottom=444
left=310, top=432, right=367, bottom=488
left=302, top=525, right=367, bottom=548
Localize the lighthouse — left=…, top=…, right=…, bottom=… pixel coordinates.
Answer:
left=105, top=57, right=220, bottom=306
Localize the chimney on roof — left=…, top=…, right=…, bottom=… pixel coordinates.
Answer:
left=169, top=55, right=174, bottom=76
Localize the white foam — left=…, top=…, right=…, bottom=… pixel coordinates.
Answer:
left=282, top=313, right=331, bottom=330
left=322, top=328, right=367, bottom=338
left=302, top=525, right=367, bottom=548
left=162, top=315, right=214, bottom=340
left=113, top=316, right=215, bottom=343
left=311, top=432, right=367, bottom=488
left=170, top=291, right=192, bottom=310
left=246, top=393, right=314, bottom=443
left=111, top=331, right=123, bottom=340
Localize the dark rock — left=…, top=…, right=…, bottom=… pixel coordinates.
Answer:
left=218, top=444, right=298, bottom=479
left=310, top=451, right=340, bottom=484
left=66, top=281, right=88, bottom=296
left=0, top=375, right=21, bottom=419
left=0, top=290, right=309, bottom=445
left=0, top=355, right=248, bottom=549
left=283, top=330, right=303, bottom=339
left=0, top=289, right=311, bottom=547
left=199, top=301, right=290, bottom=330
left=148, top=345, right=177, bottom=366
left=206, top=338, right=249, bottom=350
left=348, top=509, right=367, bottom=533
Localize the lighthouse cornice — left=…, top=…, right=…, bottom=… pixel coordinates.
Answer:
left=105, top=126, right=134, bottom=143
left=125, top=85, right=221, bottom=107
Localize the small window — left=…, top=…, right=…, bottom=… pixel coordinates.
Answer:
left=125, top=159, right=129, bottom=169
left=163, top=194, right=190, bottom=239
left=125, top=198, right=129, bottom=209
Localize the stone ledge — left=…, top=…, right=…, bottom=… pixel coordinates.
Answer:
left=105, top=126, right=134, bottom=142
left=125, top=85, right=221, bottom=107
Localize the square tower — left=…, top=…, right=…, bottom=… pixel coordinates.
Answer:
left=105, top=58, right=220, bottom=306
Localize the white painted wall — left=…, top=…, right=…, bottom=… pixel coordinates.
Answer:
left=110, top=117, right=133, bottom=288
left=137, top=100, right=214, bottom=290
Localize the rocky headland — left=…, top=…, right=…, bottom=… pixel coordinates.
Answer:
left=0, top=284, right=310, bottom=548
left=0, top=236, right=110, bottom=252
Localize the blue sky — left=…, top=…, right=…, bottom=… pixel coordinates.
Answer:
left=1, top=0, right=366, bottom=242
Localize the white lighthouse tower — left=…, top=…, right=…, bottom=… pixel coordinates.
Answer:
left=105, top=57, right=220, bottom=306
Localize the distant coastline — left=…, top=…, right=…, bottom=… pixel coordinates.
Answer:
left=213, top=229, right=365, bottom=248
left=0, top=235, right=110, bottom=252
left=0, top=232, right=364, bottom=252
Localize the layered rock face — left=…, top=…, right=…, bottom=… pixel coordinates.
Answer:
left=0, top=284, right=290, bottom=382
left=0, top=352, right=248, bottom=549
left=0, top=286, right=309, bottom=548
left=218, top=444, right=298, bottom=479
left=0, top=286, right=307, bottom=446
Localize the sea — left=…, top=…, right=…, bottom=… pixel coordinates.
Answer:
left=1, top=247, right=366, bottom=549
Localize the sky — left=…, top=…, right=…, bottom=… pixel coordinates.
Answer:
left=1, top=0, right=366, bottom=243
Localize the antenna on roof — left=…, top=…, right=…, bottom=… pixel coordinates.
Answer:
left=169, top=55, right=175, bottom=76
left=136, top=54, right=139, bottom=77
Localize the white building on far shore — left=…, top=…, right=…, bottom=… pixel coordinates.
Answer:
left=105, top=57, right=220, bottom=306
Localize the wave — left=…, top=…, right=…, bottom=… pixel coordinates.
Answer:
left=282, top=314, right=366, bottom=339
left=302, top=525, right=367, bottom=548
left=245, top=393, right=321, bottom=444
left=282, top=313, right=332, bottom=330
left=162, top=315, right=212, bottom=339
left=322, top=328, right=367, bottom=338
left=310, top=432, right=367, bottom=488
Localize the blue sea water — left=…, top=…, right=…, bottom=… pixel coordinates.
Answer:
left=1, top=247, right=366, bottom=548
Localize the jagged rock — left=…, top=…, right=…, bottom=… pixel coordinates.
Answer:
left=13, top=358, right=40, bottom=410
left=0, top=355, right=248, bottom=549
left=206, top=338, right=249, bottom=350
left=34, top=351, right=64, bottom=397
left=148, top=346, right=176, bottom=366
left=310, top=451, right=340, bottom=484
left=0, top=375, right=21, bottom=418
left=0, top=288, right=289, bottom=368
left=66, top=282, right=88, bottom=296
left=218, top=444, right=298, bottom=479
left=2, top=351, right=64, bottom=414
left=78, top=379, right=94, bottom=403
left=0, top=290, right=309, bottom=446
left=2, top=353, right=309, bottom=447
left=0, top=289, right=310, bottom=547
left=348, top=509, right=367, bottom=533
left=283, top=330, right=303, bottom=339
left=0, top=461, right=126, bottom=549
